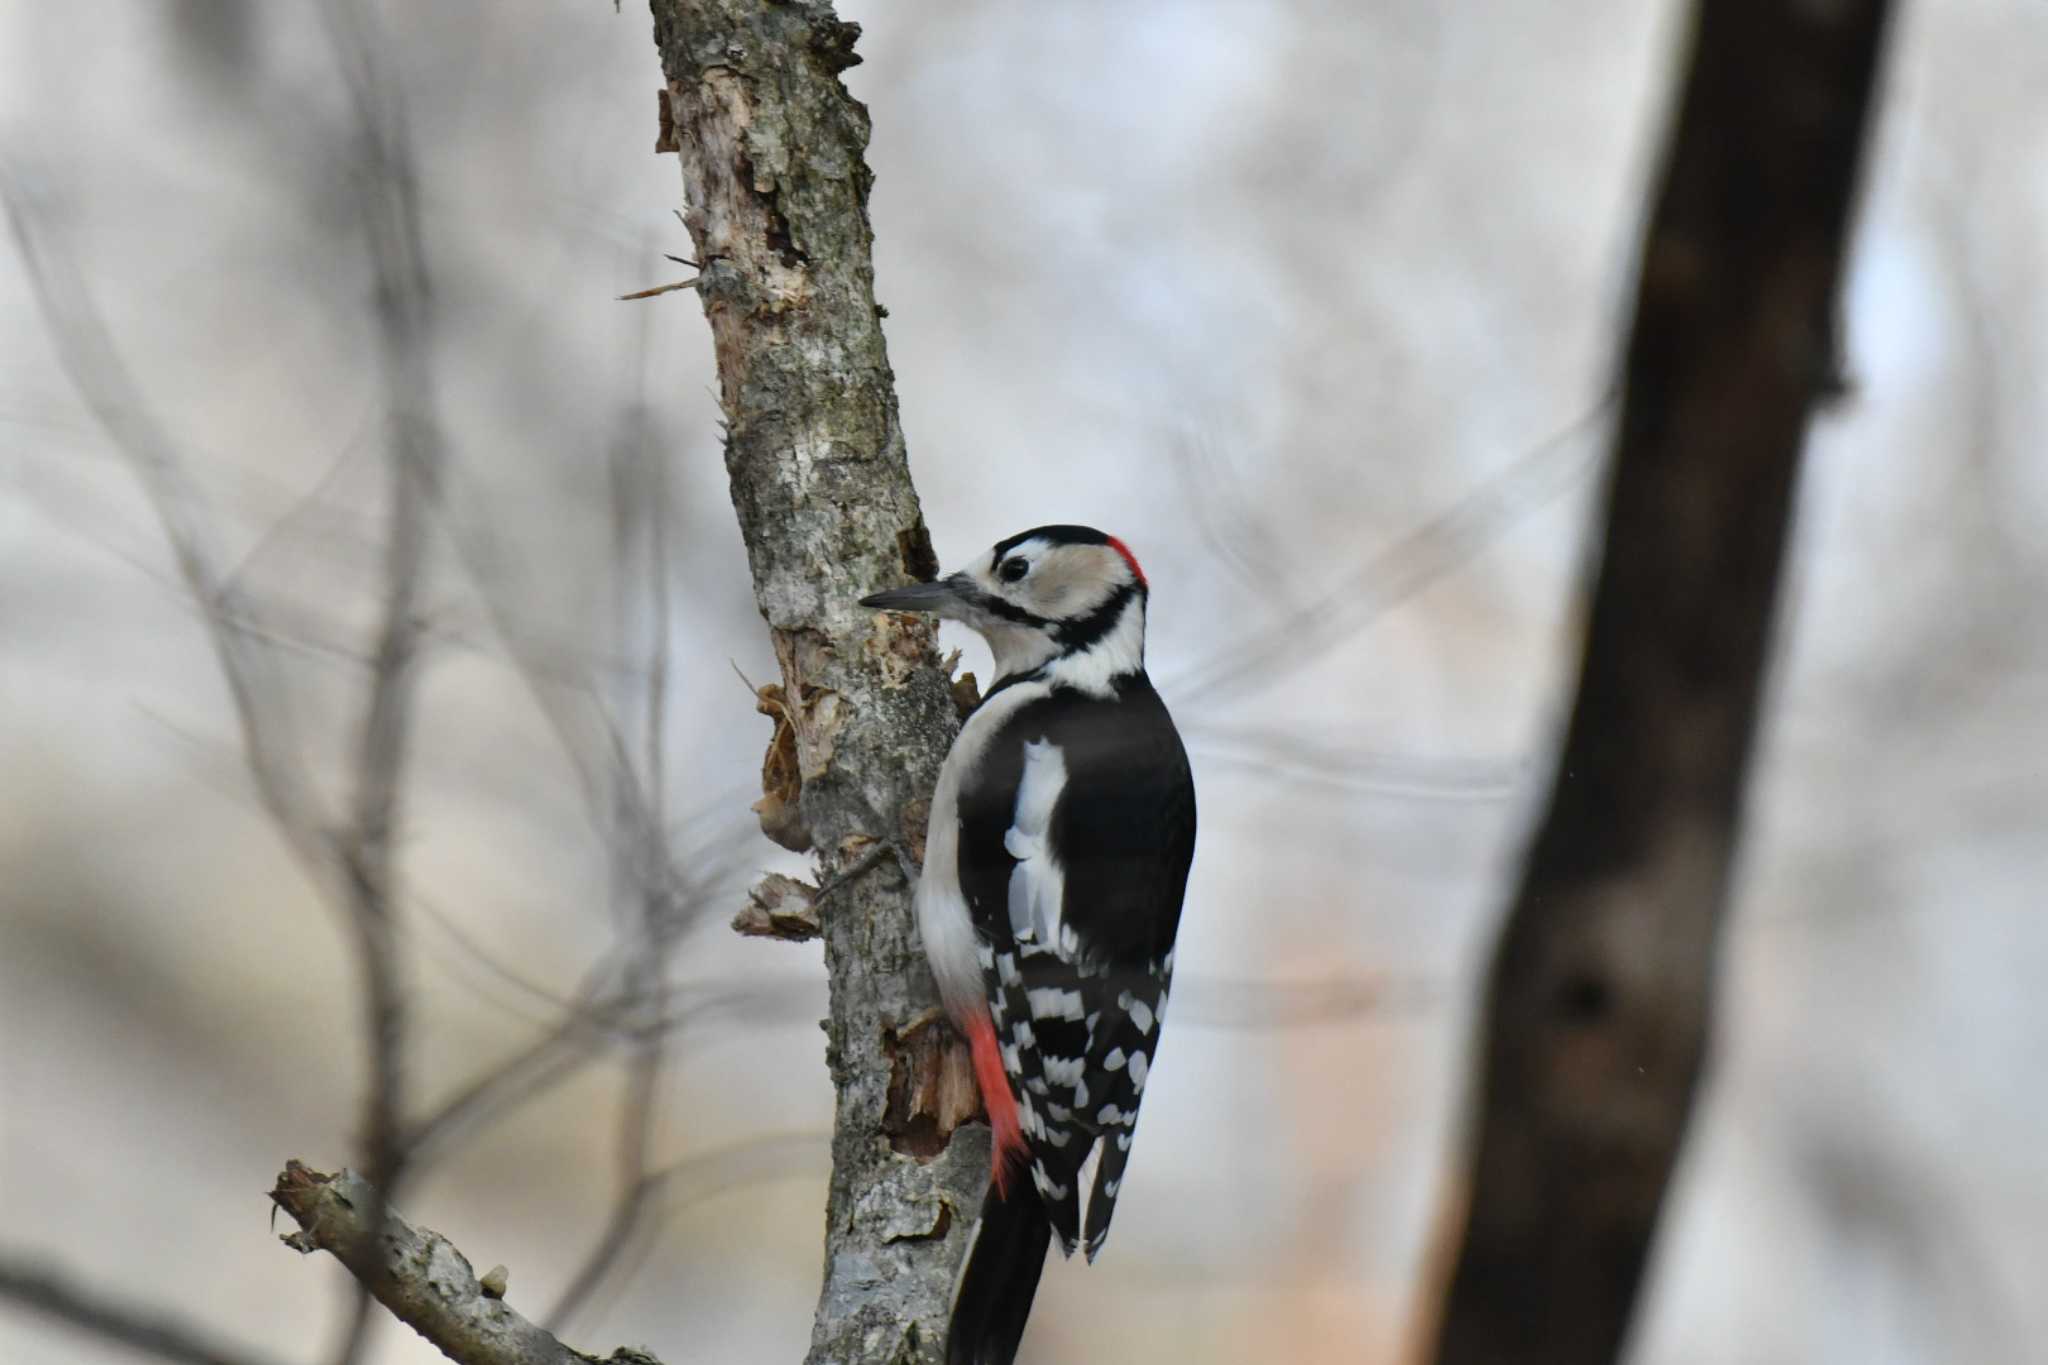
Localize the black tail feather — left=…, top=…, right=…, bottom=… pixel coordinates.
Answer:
left=948, top=1182, right=1054, bottom=1365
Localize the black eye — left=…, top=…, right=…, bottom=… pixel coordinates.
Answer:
left=998, top=556, right=1029, bottom=584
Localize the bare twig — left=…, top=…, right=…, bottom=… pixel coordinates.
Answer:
left=544, top=1034, right=664, bottom=1333
left=309, top=0, right=447, bottom=1358
left=1168, top=397, right=1612, bottom=708
left=429, top=454, right=701, bottom=929
left=1188, top=725, right=1525, bottom=803
left=616, top=277, right=700, bottom=301
left=400, top=957, right=630, bottom=1169
left=0, top=1256, right=287, bottom=1365
left=398, top=954, right=773, bottom=1176
left=559, top=1132, right=836, bottom=1326
left=546, top=409, right=681, bottom=1331
left=269, top=1164, right=659, bottom=1365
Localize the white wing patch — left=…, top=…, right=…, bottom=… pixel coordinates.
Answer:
left=1027, top=986, right=1085, bottom=1021
left=1071, top=1137, right=1106, bottom=1246
left=1004, top=738, right=1069, bottom=948
left=1042, top=1055, right=1086, bottom=1087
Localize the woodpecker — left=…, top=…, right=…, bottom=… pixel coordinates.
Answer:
left=860, top=525, right=1197, bottom=1365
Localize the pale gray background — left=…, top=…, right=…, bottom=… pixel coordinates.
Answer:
left=4, top=1, right=2046, bottom=1362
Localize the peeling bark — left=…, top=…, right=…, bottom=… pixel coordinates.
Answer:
left=882, top=1012, right=987, bottom=1160
left=646, top=4, right=983, bottom=1360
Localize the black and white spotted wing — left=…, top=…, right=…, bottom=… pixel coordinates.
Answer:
left=955, top=670, right=1197, bottom=1259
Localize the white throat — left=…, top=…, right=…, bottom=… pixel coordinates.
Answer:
left=1043, top=596, right=1148, bottom=697
left=983, top=622, right=1061, bottom=683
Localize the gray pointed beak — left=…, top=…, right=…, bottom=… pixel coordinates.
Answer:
left=859, top=578, right=964, bottom=613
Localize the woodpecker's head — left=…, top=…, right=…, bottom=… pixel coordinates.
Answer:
left=861, top=525, right=1150, bottom=687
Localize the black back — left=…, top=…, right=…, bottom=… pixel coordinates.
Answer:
left=954, top=670, right=1197, bottom=1254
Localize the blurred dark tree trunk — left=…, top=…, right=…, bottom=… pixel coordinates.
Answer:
left=1428, top=2, right=1895, bottom=1363
left=646, top=3, right=984, bottom=1363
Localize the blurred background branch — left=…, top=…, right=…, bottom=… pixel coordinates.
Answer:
left=1426, top=2, right=1897, bottom=1362
left=0, top=1257, right=285, bottom=1365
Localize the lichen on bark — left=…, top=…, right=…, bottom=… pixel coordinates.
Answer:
left=646, top=3, right=986, bottom=1360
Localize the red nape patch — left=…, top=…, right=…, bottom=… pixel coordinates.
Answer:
left=964, top=1011, right=1027, bottom=1194
left=1106, top=535, right=1147, bottom=588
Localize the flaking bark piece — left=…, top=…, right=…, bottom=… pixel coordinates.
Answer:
left=752, top=682, right=812, bottom=852
left=949, top=670, right=980, bottom=720
left=881, top=1011, right=984, bottom=1159
left=655, top=89, right=679, bottom=153
left=734, top=872, right=822, bottom=942
left=896, top=522, right=940, bottom=582
left=935, top=649, right=979, bottom=717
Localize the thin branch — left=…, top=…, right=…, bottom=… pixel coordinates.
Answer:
left=544, top=1035, right=664, bottom=1332
left=548, top=417, right=680, bottom=1331
left=563, top=1132, right=835, bottom=1327
left=311, top=0, right=447, bottom=1358
left=400, top=957, right=630, bottom=1168
left=429, top=454, right=701, bottom=932
left=269, top=1164, right=659, bottom=1365
left=1188, top=725, right=1526, bottom=803
left=616, top=277, right=700, bottom=301
left=399, top=962, right=771, bottom=1174
left=0, top=1256, right=288, bottom=1365
left=1168, top=397, right=1612, bottom=709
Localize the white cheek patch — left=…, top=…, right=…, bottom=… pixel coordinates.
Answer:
left=1029, top=544, right=1116, bottom=619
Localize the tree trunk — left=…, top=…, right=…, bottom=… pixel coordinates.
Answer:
left=647, top=4, right=985, bottom=1362
left=1427, top=2, right=1896, bottom=1362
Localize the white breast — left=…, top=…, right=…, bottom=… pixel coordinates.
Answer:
left=918, top=678, right=1051, bottom=1020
